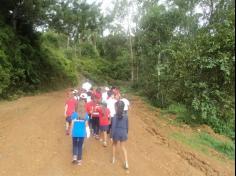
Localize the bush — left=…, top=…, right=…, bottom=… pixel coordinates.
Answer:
left=0, top=26, right=78, bottom=99
left=80, top=42, right=99, bottom=58
left=77, top=57, right=110, bottom=84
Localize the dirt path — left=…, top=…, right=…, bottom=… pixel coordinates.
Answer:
left=0, top=90, right=234, bottom=176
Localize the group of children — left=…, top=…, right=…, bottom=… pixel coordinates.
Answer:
left=64, top=81, right=130, bottom=169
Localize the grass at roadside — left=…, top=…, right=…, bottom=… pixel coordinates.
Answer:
left=170, top=132, right=235, bottom=160
left=161, top=104, right=235, bottom=160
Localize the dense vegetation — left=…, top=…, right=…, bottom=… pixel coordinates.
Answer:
left=0, top=0, right=234, bottom=139
left=133, top=0, right=235, bottom=139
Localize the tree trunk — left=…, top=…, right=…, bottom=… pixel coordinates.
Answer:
left=93, top=32, right=97, bottom=50
left=128, top=15, right=134, bottom=82
left=129, top=34, right=134, bottom=82
left=136, top=60, right=139, bottom=81
left=209, top=0, right=215, bottom=24
left=74, top=44, right=77, bottom=58
left=12, top=6, right=18, bottom=31
left=67, top=36, right=70, bottom=48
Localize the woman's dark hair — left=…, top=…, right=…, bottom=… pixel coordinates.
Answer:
left=115, top=100, right=125, bottom=118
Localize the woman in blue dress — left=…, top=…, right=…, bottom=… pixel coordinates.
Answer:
left=111, top=100, right=129, bottom=170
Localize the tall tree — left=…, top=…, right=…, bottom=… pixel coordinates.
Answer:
left=0, top=0, right=52, bottom=38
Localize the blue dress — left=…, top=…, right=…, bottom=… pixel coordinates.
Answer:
left=111, top=113, right=128, bottom=141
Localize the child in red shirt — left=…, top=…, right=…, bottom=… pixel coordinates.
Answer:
left=85, top=98, right=93, bottom=130
left=91, top=98, right=101, bottom=139
left=95, top=87, right=102, bottom=102
left=64, top=92, right=78, bottom=135
left=98, top=102, right=110, bottom=147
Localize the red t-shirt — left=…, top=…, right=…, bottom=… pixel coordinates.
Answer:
left=85, top=101, right=93, bottom=114
left=98, top=108, right=110, bottom=126
left=91, top=103, right=101, bottom=118
left=65, top=98, right=77, bottom=116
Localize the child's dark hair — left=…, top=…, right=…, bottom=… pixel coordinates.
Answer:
left=107, top=90, right=113, bottom=98
left=87, top=91, right=92, bottom=97
left=115, top=100, right=125, bottom=118
left=96, top=87, right=101, bottom=93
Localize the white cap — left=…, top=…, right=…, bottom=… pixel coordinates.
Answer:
left=80, top=93, right=87, bottom=99
left=72, top=89, right=78, bottom=94
left=82, top=82, right=92, bottom=92
left=105, top=87, right=110, bottom=91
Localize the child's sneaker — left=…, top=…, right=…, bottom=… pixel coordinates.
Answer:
left=95, top=135, right=100, bottom=140
left=112, top=157, right=115, bottom=164
left=71, top=160, right=77, bottom=164
left=77, top=160, right=82, bottom=166
left=103, top=141, right=107, bottom=147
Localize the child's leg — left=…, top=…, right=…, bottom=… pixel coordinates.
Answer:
left=91, top=118, right=96, bottom=136
left=104, top=131, right=107, bottom=142
left=72, top=137, right=79, bottom=161
left=65, top=122, right=70, bottom=135
left=121, top=141, right=128, bottom=169
left=77, top=137, right=85, bottom=161
left=96, top=118, right=100, bottom=136
left=94, top=118, right=99, bottom=138
left=103, top=131, right=108, bottom=146
left=99, top=128, right=103, bottom=142
left=88, top=114, right=92, bottom=130
left=65, top=116, right=71, bottom=135
left=66, top=122, right=69, bottom=130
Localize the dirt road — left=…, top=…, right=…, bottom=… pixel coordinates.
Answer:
left=0, top=90, right=234, bottom=176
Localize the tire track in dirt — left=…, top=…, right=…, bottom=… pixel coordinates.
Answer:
left=177, top=151, right=219, bottom=176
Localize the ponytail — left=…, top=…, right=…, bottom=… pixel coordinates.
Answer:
left=115, top=100, right=125, bottom=118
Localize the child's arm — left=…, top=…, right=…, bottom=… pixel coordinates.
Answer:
left=85, top=121, right=90, bottom=138
left=70, top=120, right=74, bottom=136
left=64, top=104, right=68, bottom=117
left=107, top=109, right=111, bottom=123
left=85, top=120, right=89, bottom=127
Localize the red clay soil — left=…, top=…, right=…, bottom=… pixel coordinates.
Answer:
left=0, top=90, right=234, bottom=176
